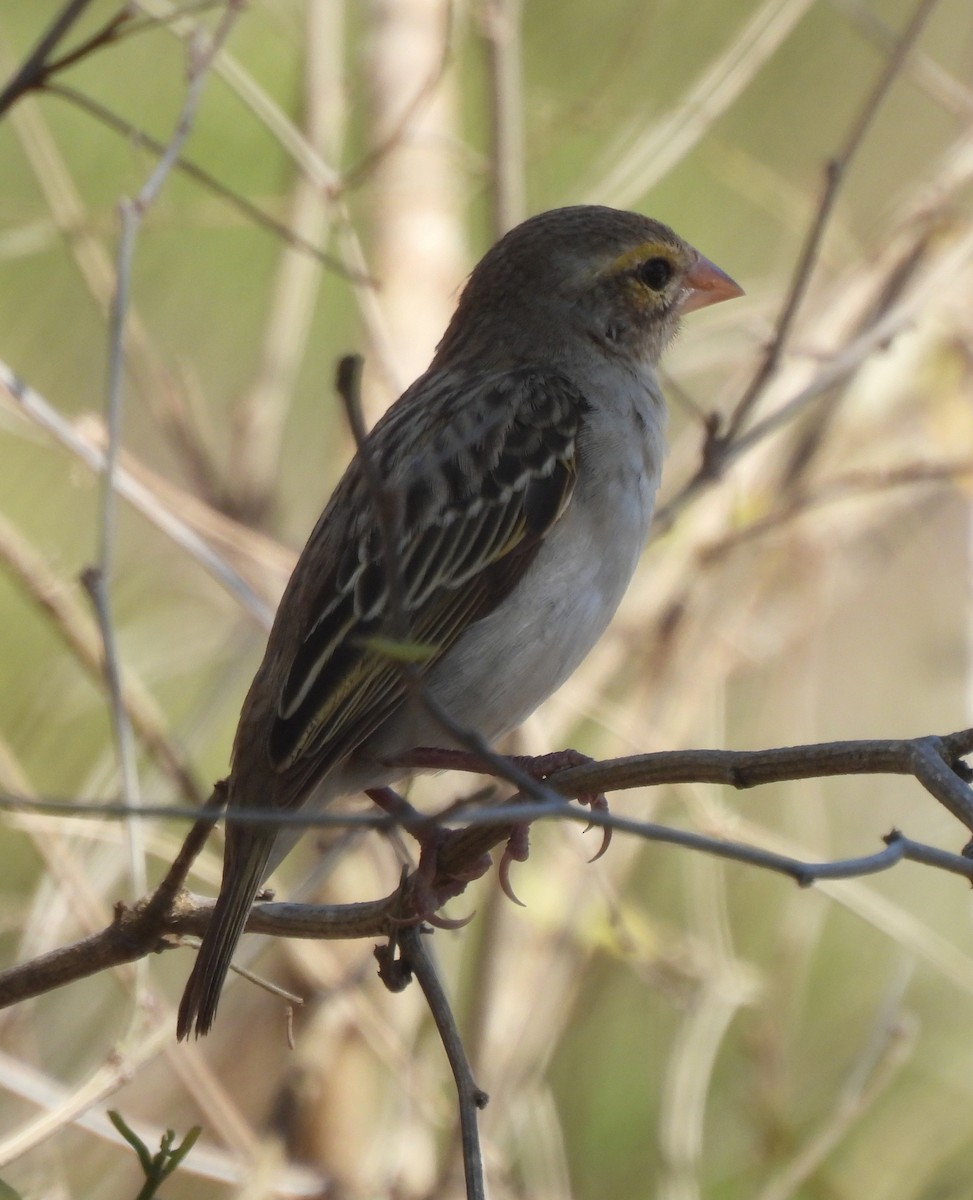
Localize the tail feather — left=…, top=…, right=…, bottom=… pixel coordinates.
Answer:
left=177, top=837, right=271, bottom=1039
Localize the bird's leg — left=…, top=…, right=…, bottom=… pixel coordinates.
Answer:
left=508, top=749, right=612, bottom=862
left=388, top=746, right=611, bottom=856
left=365, top=787, right=491, bottom=924
left=366, top=785, right=435, bottom=839
left=383, top=747, right=612, bottom=906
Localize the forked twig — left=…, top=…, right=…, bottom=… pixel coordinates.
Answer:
left=660, top=0, right=945, bottom=525
left=721, top=0, right=943, bottom=444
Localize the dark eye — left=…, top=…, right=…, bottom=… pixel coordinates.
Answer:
left=636, top=256, right=673, bottom=291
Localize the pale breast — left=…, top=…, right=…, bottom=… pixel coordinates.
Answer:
left=374, top=369, right=667, bottom=750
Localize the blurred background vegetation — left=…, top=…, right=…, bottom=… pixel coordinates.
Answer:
left=1, top=0, right=973, bottom=1196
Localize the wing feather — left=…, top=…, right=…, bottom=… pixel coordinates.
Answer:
left=267, top=367, right=587, bottom=788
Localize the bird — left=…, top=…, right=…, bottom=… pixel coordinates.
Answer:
left=177, top=204, right=742, bottom=1038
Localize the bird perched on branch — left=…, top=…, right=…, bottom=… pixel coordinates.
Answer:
left=177, top=204, right=742, bottom=1038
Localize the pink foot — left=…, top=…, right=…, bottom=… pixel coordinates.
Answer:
left=381, top=746, right=613, bottom=892
left=366, top=787, right=490, bottom=924
left=509, top=750, right=612, bottom=861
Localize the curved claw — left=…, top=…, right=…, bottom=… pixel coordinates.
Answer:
left=580, top=792, right=612, bottom=862
left=498, top=851, right=527, bottom=907
left=498, top=823, right=530, bottom=907
left=427, top=907, right=476, bottom=930
left=587, top=823, right=612, bottom=863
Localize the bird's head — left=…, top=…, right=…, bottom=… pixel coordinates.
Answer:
left=435, top=205, right=743, bottom=369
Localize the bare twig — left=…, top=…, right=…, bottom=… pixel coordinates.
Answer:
left=44, top=83, right=370, bottom=281
left=88, top=0, right=244, bottom=908
left=0, top=1, right=232, bottom=117
left=646, top=0, right=952, bottom=545
left=2, top=730, right=972, bottom=836
left=698, top=458, right=973, bottom=562
left=480, top=0, right=525, bottom=236
left=719, top=0, right=943, bottom=446
left=89, top=198, right=147, bottom=900
left=0, top=731, right=972, bottom=1019
left=0, top=360, right=274, bottom=625
left=0, top=822, right=966, bottom=1011
left=393, top=926, right=489, bottom=1200
left=653, top=214, right=973, bottom=531
left=226, top=0, right=346, bottom=520
left=0, top=511, right=203, bottom=806
left=141, top=782, right=228, bottom=929
left=0, top=0, right=100, bottom=116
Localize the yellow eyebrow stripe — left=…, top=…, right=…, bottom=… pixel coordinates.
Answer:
left=607, top=241, right=672, bottom=273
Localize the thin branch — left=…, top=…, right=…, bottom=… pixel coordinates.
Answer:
left=0, top=360, right=274, bottom=625
left=0, top=1, right=230, bottom=117
left=1, top=822, right=971, bottom=1014
left=136, top=5, right=244, bottom=212
left=140, top=782, right=227, bottom=928
left=721, top=0, right=942, bottom=443
left=392, top=926, right=488, bottom=1200
left=89, top=198, right=146, bottom=900
left=0, top=732, right=971, bottom=1015
left=0, top=0, right=99, bottom=116
left=656, top=0, right=946, bottom=535
left=87, top=0, right=244, bottom=908
left=44, top=83, right=370, bottom=281
left=1, top=731, right=972, bottom=834
left=698, top=458, right=973, bottom=563
left=0, top=511, right=204, bottom=807
left=480, top=0, right=525, bottom=236
left=40, top=4, right=226, bottom=80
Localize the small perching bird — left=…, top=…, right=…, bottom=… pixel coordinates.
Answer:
left=177, top=205, right=742, bottom=1038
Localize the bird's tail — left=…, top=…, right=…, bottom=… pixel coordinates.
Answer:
left=176, top=833, right=271, bottom=1039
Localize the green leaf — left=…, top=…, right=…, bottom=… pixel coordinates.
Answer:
left=108, top=1111, right=153, bottom=1175
left=159, top=1125, right=202, bottom=1178
left=108, top=1109, right=202, bottom=1198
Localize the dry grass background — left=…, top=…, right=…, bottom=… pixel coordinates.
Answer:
left=1, top=0, right=973, bottom=1197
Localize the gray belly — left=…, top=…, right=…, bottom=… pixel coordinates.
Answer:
left=366, top=401, right=663, bottom=755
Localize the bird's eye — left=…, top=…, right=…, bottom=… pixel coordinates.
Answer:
left=636, top=256, right=673, bottom=291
